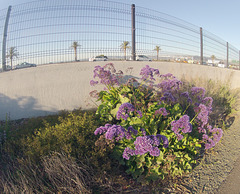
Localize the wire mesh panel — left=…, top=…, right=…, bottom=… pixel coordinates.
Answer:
left=135, top=6, right=200, bottom=63
left=228, top=43, right=239, bottom=69
left=5, top=0, right=131, bottom=67
left=0, top=0, right=239, bottom=69
left=202, top=30, right=227, bottom=66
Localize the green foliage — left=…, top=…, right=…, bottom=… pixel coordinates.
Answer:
left=22, top=111, right=100, bottom=162
left=92, top=64, right=226, bottom=183
left=1, top=111, right=70, bottom=158
left=2, top=110, right=110, bottom=168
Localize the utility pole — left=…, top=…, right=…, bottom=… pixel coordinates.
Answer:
left=226, top=42, right=229, bottom=68
left=2, top=6, right=12, bottom=71
left=131, top=4, right=136, bottom=61
left=200, top=27, right=203, bottom=65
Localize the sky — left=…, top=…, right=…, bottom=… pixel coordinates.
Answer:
left=0, top=0, right=240, bottom=52
left=1, top=0, right=240, bottom=50
left=1, top=0, right=240, bottom=49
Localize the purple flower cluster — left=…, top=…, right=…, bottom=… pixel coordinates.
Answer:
left=154, top=107, right=169, bottom=116
left=197, top=126, right=206, bottom=134
left=136, top=110, right=143, bottom=118
left=123, top=147, right=135, bottom=160
left=103, top=63, right=116, bottom=74
left=94, top=124, right=137, bottom=141
left=116, top=103, right=135, bottom=120
left=134, top=136, right=154, bottom=155
left=160, top=73, right=175, bottom=79
left=126, top=126, right=138, bottom=139
left=181, top=92, right=192, bottom=103
left=202, top=97, right=213, bottom=112
left=91, top=65, right=119, bottom=86
left=116, top=103, right=142, bottom=120
left=160, top=92, right=176, bottom=103
left=149, top=134, right=169, bottom=148
left=202, top=126, right=223, bottom=149
left=140, top=65, right=160, bottom=81
left=191, top=87, right=205, bottom=100
left=196, top=104, right=209, bottom=127
left=171, top=115, right=192, bottom=140
left=158, top=78, right=182, bottom=93
left=90, top=80, right=99, bottom=86
left=156, top=77, right=182, bottom=104
left=123, top=134, right=169, bottom=160
left=140, top=128, right=147, bottom=136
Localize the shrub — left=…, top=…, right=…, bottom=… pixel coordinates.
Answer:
left=90, top=63, right=223, bottom=183
left=20, top=110, right=101, bottom=162
left=0, top=110, right=71, bottom=158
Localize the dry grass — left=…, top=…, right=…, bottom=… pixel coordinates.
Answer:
left=0, top=152, right=93, bottom=193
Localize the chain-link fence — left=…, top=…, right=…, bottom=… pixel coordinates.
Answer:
left=0, top=0, right=239, bottom=70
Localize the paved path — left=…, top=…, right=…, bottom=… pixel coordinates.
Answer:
left=217, top=155, right=240, bottom=194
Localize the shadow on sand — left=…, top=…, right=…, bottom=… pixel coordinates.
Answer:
left=0, top=93, right=57, bottom=121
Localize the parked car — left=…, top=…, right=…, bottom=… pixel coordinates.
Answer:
left=15, top=62, right=36, bottom=69
left=129, top=55, right=151, bottom=61
left=129, top=55, right=152, bottom=61
left=89, top=55, right=108, bottom=62
left=218, top=62, right=226, bottom=68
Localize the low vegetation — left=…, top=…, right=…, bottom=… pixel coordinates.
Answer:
left=0, top=64, right=239, bottom=193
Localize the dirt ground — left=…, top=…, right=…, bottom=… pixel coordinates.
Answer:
left=181, top=114, right=240, bottom=193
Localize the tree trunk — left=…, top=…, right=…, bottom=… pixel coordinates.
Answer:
left=74, top=48, right=77, bottom=61
left=10, top=58, right=13, bottom=69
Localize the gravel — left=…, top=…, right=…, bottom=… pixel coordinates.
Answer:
left=181, top=114, right=240, bottom=193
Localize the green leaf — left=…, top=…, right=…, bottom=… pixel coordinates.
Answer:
left=129, top=117, right=143, bottom=125
left=119, top=94, right=130, bottom=104
left=145, top=156, right=152, bottom=168
left=136, top=161, right=143, bottom=168
left=110, top=103, right=121, bottom=116
left=156, top=152, right=164, bottom=164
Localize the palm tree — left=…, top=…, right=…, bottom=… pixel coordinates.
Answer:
left=120, top=41, right=131, bottom=60
left=71, top=41, right=81, bottom=61
left=6, top=47, right=18, bottom=70
left=211, top=55, right=216, bottom=66
left=154, top=46, right=161, bottom=61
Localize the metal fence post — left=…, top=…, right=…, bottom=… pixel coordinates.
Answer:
left=226, top=42, right=229, bottom=68
left=2, top=6, right=12, bottom=71
left=200, top=27, right=203, bottom=65
left=239, top=50, right=240, bottom=70
left=131, top=4, right=136, bottom=61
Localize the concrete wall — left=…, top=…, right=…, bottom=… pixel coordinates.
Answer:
left=1, top=61, right=240, bottom=120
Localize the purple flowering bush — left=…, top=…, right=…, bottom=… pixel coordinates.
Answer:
left=90, top=63, right=223, bottom=182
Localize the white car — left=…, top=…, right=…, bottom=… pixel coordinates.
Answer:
left=136, top=55, right=152, bottom=61
left=218, top=62, right=226, bottom=68
left=89, top=55, right=108, bottom=62
left=130, top=55, right=152, bottom=61
left=15, top=62, right=36, bottom=69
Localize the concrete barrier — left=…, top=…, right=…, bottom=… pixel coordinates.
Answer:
left=1, top=61, right=240, bottom=120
